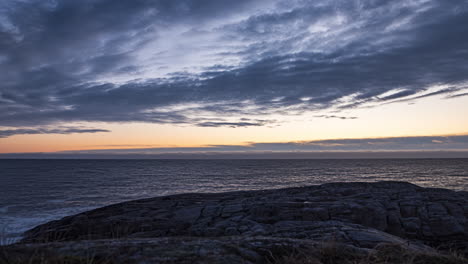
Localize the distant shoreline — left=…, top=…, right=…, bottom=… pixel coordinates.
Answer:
left=1, top=151, right=468, bottom=159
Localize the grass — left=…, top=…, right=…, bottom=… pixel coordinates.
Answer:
left=0, top=244, right=114, bottom=264
left=1, top=227, right=466, bottom=264
left=0, top=250, right=112, bottom=264
left=0, top=226, right=112, bottom=264
left=267, top=242, right=468, bottom=264
left=1, top=241, right=467, bottom=264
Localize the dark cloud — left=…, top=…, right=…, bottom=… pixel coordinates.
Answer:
left=447, top=92, right=468, bottom=99
left=0, top=0, right=467, bottom=127
left=48, top=135, right=468, bottom=154
left=314, top=115, right=357, bottom=120
left=0, top=127, right=110, bottom=138
left=197, top=122, right=262, bottom=128
left=196, top=118, right=271, bottom=127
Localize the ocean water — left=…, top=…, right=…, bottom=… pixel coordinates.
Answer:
left=1, top=159, right=467, bottom=243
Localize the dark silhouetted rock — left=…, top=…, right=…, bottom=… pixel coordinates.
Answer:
left=7, top=182, right=467, bottom=263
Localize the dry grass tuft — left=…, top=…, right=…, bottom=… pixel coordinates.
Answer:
left=0, top=247, right=114, bottom=264
left=0, top=239, right=466, bottom=264
left=268, top=242, right=468, bottom=264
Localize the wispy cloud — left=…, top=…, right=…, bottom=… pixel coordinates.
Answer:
left=0, top=0, right=467, bottom=128
left=314, top=115, right=358, bottom=120
left=447, top=92, right=468, bottom=99
left=0, top=127, right=110, bottom=138
left=196, top=119, right=272, bottom=127
left=52, top=135, right=468, bottom=154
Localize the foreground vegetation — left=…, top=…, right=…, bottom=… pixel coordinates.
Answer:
left=1, top=242, right=467, bottom=264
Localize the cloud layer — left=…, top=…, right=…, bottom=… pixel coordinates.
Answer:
left=60, top=135, right=468, bottom=154
left=0, top=127, right=109, bottom=138
left=1, top=0, right=468, bottom=130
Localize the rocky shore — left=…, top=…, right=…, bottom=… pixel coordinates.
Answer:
left=1, top=181, right=467, bottom=263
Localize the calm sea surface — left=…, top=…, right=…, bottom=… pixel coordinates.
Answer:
left=1, top=159, right=467, bottom=243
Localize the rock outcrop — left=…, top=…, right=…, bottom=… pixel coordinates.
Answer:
left=2, top=182, right=467, bottom=263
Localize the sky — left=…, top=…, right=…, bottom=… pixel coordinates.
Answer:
left=0, top=0, right=468, bottom=156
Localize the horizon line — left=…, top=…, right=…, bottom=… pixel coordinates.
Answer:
left=1, top=150, right=468, bottom=159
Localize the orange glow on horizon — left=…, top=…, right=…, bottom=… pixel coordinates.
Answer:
left=1, top=94, right=467, bottom=153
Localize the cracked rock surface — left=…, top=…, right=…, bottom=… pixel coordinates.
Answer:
left=5, top=181, right=467, bottom=263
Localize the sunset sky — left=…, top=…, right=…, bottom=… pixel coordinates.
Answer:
left=1, top=0, right=468, bottom=155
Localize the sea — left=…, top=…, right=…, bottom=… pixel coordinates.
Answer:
left=1, top=159, right=467, bottom=244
